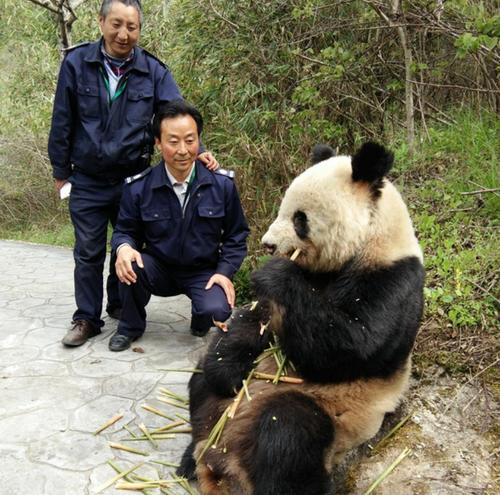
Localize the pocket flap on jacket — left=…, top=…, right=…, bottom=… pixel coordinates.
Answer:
left=141, top=208, right=171, bottom=221
left=128, top=88, right=154, bottom=101
left=77, top=85, right=99, bottom=97
left=198, top=205, right=224, bottom=219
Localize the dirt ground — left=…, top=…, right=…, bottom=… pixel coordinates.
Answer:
left=336, top=366, right=499, bottom=494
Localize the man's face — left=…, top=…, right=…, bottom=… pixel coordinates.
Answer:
left=155, top=114, right=200, bottom=181
left=99, top=1, right=140, bottom=58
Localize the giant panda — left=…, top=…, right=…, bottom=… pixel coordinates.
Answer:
left=177, top=142, right=425, bottom=495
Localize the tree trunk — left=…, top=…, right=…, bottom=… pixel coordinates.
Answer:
left=392, top=0, right=415, bottom=154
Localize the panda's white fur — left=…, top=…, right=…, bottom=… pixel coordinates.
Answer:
left=263, top=154, right=422, bottom=272
left=179, top=142, right=426, bottom=495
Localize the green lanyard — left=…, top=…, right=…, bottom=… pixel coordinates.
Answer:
left=99, top=66, right=128, bottom=104
left=182, top=166, right=196, bottom=212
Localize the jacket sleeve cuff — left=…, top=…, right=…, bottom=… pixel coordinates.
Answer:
left=216, top=263, right=234, bottom=280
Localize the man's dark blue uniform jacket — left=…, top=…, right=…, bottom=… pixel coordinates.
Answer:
left=48, top=40, right=183, bottom=182
left=111, top=161, right=250, bottom=279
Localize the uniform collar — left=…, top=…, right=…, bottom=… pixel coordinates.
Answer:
left=151, top=160, right=214, bottom=190
left=84, top=39, right=150, bottom=74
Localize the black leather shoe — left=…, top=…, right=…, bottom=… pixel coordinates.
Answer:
left=106, top=307, right=122, bottom=320
left=62, top=320, right=101, bottom=347
left=190, top=326, right=210, bottom=337
left=108, top=332, right=138, bottom=352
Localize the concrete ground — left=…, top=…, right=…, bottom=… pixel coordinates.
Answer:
left=0, top=240, right=206, bottom=494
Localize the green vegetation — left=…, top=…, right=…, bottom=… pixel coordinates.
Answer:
left=0, top=0, right=498, bottom=375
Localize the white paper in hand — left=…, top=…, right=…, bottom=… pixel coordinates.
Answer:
left=59, top=182, right=72, bottom=200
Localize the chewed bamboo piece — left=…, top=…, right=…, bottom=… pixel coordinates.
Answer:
left=141, top=403, right=175, bottom=420
left=259, top=320, right=270, bottom=335
left=109, top=442, right=150, bottom=456
left=159, top=388, right=189, bottom=405
left=228, top=387, right=246, bottom=419
left=94, top=413, right=123, bottom=435
left=290, top=248, right=301, bottom=261
left=363, top=448, right=411, bottom=495
left=138, top=423, right=158, bottom=449
left=97, top=461, right=144, bottom=492
left=107, top=460, right=154, bottom=495
left=369, top=408, right=416, bottom=456
left=254, top=372, right=304, bottom=384
left=197, top=405, right=231, bottom=462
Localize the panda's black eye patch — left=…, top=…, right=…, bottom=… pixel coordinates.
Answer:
left=293, top=210, right=309, bottom=239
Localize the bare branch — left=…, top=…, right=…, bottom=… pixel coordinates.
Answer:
left=27, top=0, right=59, bottom=14
left=208, top=0, right=239, bottom=30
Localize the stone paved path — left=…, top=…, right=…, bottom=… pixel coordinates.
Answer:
left=0, top=240, right=206, bottom=494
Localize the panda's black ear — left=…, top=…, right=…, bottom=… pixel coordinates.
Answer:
left=311, top=144, right=336, bottom=165
left=351, top=142, right=394, bottom=183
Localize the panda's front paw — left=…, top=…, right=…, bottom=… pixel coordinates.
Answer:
left=251, top=257, right=300, bottom=299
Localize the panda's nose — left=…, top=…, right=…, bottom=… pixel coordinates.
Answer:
left=263, top=243, right=276, bottom=255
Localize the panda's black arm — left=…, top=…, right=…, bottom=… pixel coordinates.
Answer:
left=251, top=256, right=425, bottom=382
left=203, top=303, right=273, bottom=397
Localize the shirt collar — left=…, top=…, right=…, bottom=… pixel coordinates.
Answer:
left=84, top=39, right=149, bottom=74
left=165, top=163, right=195, bottom=187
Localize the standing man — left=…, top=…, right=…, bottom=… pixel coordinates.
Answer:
left=109, top=100, right=249, bottom=351
left=49, top=0, right=217, bottom=347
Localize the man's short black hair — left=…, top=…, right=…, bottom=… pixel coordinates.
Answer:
left=152, top=100, right=204, bottom=139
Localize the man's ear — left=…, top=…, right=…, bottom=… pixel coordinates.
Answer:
left=154, top=136, right=161, bottom=150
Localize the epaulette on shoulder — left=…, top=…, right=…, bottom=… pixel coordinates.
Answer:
left=125, top=167, right=152, bottom=184
left=140, top=47, right=167, bottom=69
left=215, top=168, right=235, bottom=179
left=63, top=41, right=90, bottom=52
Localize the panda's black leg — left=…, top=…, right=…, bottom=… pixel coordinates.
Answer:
left=245, top=391, right=335, bottom=495
left=176, top=440, right=197, bottom=480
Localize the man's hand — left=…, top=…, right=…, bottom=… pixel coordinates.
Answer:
left=197, top=151, right=219, bottom=171
left=54, top=179, right=67, bottom=190
left=205, top=274, right=235, bottom=308
left=115, top=245, right=144, bottom=285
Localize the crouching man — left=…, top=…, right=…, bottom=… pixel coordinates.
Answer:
left=109, top=100, right=249, bottom=351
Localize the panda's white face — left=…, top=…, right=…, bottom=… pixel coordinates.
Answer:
left=262, top=153, right=422, bottom=272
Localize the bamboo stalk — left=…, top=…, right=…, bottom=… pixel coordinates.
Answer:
left=158, top=368, right=203, bottom=373
left=227, top=387, right=245, bottom=419
left=141, top=403, right=175, bottom=421
left=157, top=397, right=190, bottom=410
left=138, top=423, right=158, bottom=449
left=290, top=248, right=302, bottom=261
left=242, top=377, right=252, bottom=402
left=108, top=461, right=153, bottom=495
left=122, top=434, right=175, bottom=441
left=109, top=442, right=150, bottom=456
left=175, top=413, right=191, bottom=424
left=259, top=320, right=270, bottom=335
left=97, top=461, right=144, bottom=492
left=151, top=459, right=180, bottom=468
left=369, top=408, right=416, bottom=456
left=170, top=473, right=200, bottom=495
left=273, top=350, right=288, bottom=384
left=115, top=481, right=171, bottom=490
left=363, top=448, right=411, bottom=495
left=254, top=372, right=303, bottom=384
left=151, top=419, right=185, bottom=434
left=159, top=388, right=190, bottom=404
left=122, top=424, right=138, bottom=438
left=197, top=405, right=231, bottom=462
left=94, top=413, right=124, bottom=435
